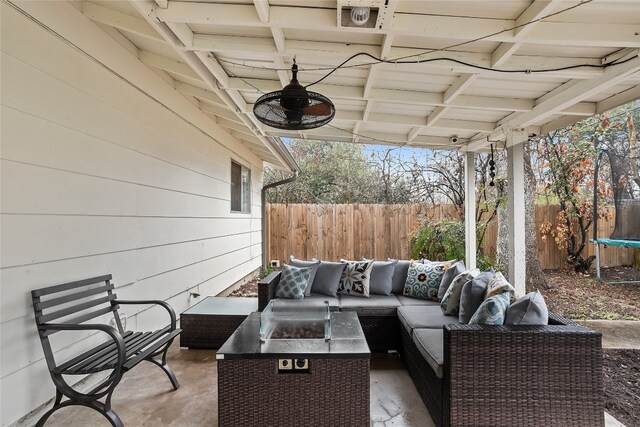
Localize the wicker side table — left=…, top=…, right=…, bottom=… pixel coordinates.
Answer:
left=180, top=297, right=258, bottom=348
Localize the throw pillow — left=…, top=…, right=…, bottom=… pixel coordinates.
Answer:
left=275, top=264, right=311, bottom=299
left=311, top=261, right=345, bottom=297
left=389, top=259, right=412, bottom=294
left=437, top=260, right=466, bottom=301
left=459, top=269, right=496, bottom=324
left=338, top=260, right=373, bottom=297
left=469, top=292, right=511, bottom=325
left=289, top=256, right=320, bottom=296
left=402, top=261, right=448, bottom=301
left=484, top=272, right=519, bottom=303
left=505, top=290, right=549, bottom=325
left=364, top=259, right=396, bottom=296
left=440, top=268, right=480, bottom=316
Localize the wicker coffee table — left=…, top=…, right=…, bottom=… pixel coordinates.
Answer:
left=217, top=311, right=370, bottom=427
left=180, top=297, right=257, bottom=348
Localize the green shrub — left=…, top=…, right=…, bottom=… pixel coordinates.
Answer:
left=259, top=265, right=275, bottom=279
left=411, top=219, right=493, bottom=270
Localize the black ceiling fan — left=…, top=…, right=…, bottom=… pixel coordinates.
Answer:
left=253, top=60, right=335, bottom=130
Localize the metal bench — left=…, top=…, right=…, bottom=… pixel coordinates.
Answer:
left=31, top=275, right=181, bottom=427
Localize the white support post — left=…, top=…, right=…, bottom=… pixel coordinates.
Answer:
left=506, top=129, right=528, bottom=295
left=464, top=151, right=477, bottom=270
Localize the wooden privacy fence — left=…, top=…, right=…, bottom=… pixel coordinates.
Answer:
left=265, top=203, right=636, bottom=270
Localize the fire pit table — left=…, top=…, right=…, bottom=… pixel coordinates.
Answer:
left=217, top=300, right=370, bottom=427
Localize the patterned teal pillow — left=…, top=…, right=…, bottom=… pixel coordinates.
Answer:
left=440, top=269, right=480, bottom=315
left=402, top=261, right=448, bottom=301
left=469, top=292, right=510, bottom=325
left=276, top=264, right=311, bottom=299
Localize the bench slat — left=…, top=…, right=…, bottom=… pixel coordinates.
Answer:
left=31, top=275, right=113, bottom=297
left=38, top=295, right=116, bottom=324
left=79, top=331, right=153, bottom=372
left=41, top=305, right=119, bottom=337
left=92, top=328, right=170, bottom=372
left=122, top=329, right=181, bottom=371
left=54, top=331, right=135, bottom=374
left=60, top=327, right=178, bottom=374
left=35, top=283, right=115, bottom=311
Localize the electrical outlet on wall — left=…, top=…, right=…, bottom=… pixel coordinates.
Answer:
left=270, top=260, right=280, bottom=268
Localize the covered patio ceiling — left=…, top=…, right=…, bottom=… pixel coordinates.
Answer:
left=83, top=0, right=639, bottom=161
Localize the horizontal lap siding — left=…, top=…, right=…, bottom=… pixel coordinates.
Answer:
left=0, top=4, right=263, bottom=425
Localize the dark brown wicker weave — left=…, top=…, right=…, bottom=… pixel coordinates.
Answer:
left=218, top=358, right=370, bottom=426
left=399, top=326, right=445, bottom=426
left=401, top=313, right=604, bottom=427
left=259, top=272, right=604, bottom=427
left=180, top=313, right=247, bottom=348
left=358, top=315, right=400, bottom=351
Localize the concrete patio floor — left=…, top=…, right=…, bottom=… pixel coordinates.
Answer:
left=38, top=341, right=433, bottom=427
left=28, top=320, right=639, bottom=427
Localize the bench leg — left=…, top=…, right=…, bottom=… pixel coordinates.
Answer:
left=35, top=390, right=124, bottom=427
left=146, top=339, right=180, bottom=390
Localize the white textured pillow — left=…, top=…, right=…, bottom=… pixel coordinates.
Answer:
left=338, top=259, right=373, bottom=297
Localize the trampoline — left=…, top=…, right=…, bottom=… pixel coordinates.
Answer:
left=592, top=149, right=640, bottom=284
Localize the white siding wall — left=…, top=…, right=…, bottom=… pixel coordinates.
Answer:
left=0, top=3, right=264, bottom=425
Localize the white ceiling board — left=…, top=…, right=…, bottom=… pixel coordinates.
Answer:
left=118, top=30, right=182, bottom=61
left=90, top=0, right=140, bottom=16
left=188, top=23, right=273, bottom=38
left=392, top=36, right=500, bottom=54
left=444, top=108, right=509, bottom=123
left=80, top=0, right=640, bottom=154
left=545, top=2, right=640, bottom=25
left=283, top=28, right=383, bottom=46
left=394, top=1, right=528, bottom=20
left=516, top=44, right=619, bottom=58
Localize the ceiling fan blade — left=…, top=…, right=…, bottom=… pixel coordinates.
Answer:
left=303, top=103, right=332, bottom=116
left=264, top=100, right=289, bottom=112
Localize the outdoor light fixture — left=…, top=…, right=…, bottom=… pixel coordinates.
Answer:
left=350, top=7, right=371, bottom=26
left=253, top=60, right=335, bottom=130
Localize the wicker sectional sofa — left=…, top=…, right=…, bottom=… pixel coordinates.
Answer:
left=258, top=271, right=604, bottom=427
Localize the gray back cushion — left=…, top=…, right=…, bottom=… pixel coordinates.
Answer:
left=368, top=260, right=396, bottom=295
left=458, top=270, right=496, bottom=324
left=437, top=260, right=466, bottom=300
left=289, top=256, right=320, bottom=296
left=311, top=261, right=345, bottom=297
left=505, top=290, right=549, bottom=325
left=389, top=259, right=411, bottom=294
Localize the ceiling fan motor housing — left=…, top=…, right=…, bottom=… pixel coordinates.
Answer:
left=253, top=63, right=335, bottom=130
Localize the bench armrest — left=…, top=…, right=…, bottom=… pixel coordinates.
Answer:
left=258, top=271, right=281, bottom=311
left=113, top=300, right=177, bottom=330
left=40, top=323, right=126, bottom=369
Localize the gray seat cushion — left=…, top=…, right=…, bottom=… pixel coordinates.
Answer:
left=306, top=293, right=340, bottom=311
left=398, top=306, right=461, bottom=335
left=413, top=329, right=444, bottom=379
left=339, top=294, right=401, bottom=316
left=397, top=295, right=440, bottom=306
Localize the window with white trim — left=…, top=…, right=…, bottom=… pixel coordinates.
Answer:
left=231, top=161, right=251, bottom=213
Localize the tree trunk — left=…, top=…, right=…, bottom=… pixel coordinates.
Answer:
left=524, top=143, right=550, bottom=290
